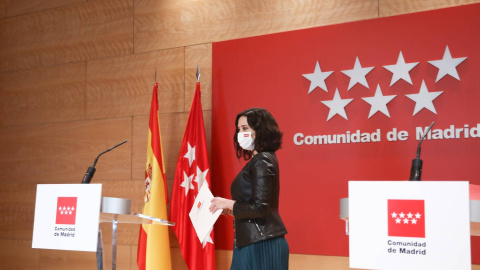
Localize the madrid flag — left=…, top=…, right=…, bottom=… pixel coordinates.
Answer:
left=137, top=83, right=172, bottom=270
left=171, top=82, right=215, bottom=270
left=388, top=199, right=425, bottom=238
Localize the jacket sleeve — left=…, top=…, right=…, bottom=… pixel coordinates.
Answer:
left=232, top=155, right=275, bottom=219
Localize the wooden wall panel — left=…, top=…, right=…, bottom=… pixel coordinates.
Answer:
left=0, top=183, right=36, bottom=240
left=0, top=240, right=39, bottom=270
left=134, top=0, right=378, bottom=53
left=215, top=249, right=233, bottom=270
left=86, top=49, right=184, bottom=119
left=0, top=0, right=6, bottom=18
left=96, top=244, right=131, bottom=270
left=1, top=1, right=479, bottom=270
left=171, top=247, right=188, bottom=269
left=0, top=118, right=132, bottom=183
left=185, top=43, right=212, bottom=111
left=289, top=254, right=356, bottom=270
left=0, top=62, right=86, bottom=127
left=3, top=0, right=86, bottom=18
left=0, top=0, right=133, bottom=72
left=100, top=179, right=145, bottom=214
left=39, top=248, right=97, bottom=270
left=130, top=245, right=137, bottom=269
left=379, top=0, right=480, bottom=17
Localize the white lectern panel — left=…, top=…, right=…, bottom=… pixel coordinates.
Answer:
left=32, top=184, right=102, bottom=252
left=349, top=181, right=470, bottom=270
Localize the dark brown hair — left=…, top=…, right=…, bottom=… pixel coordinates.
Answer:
left=234, top=108, right=283, bottom=160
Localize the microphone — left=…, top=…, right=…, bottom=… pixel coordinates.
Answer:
left=409, top=122, right=434, bottom=181
left=81, top=140, right=128, bottom=184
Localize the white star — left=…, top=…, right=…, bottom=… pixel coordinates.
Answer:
left=428, top=46, right=467, bottom=82
left=399, top=212, right=405, bottom=218
left=302, top=61, right=333, bottom=94
left=395, top=218, right=401, bottom=224
left=321, top=89, right=353, bottom=121
left=407, top=212, right=413, bottom=219
left=180, top=171, right=194, bottom=196
left=362, top=85, right=396, bottom=118
left=403, top=218, right=409, bottom=224
left=383, top=51, right=419, bottom=86
left=341, top=57, right=374, bottom=90
left=415, top=213, right=421, bottom=219
left=194, top=167, right=209, bottom=190
left=391, top=212, right=397, bottom=218
left=183, top=143, right=196, bottom=167
left=411, top=219, right=417, bottom=224
left=406, top=80, right=443, bottom=116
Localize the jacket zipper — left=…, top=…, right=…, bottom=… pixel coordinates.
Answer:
left=253, top=220, right=264, bottom=236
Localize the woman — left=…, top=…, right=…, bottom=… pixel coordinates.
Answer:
left=210, top=108, right=289, bottom=270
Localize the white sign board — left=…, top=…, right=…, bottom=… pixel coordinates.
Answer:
left=349, top=181, right=470, bottom=270
left=32, top=184, right=102, bottom=252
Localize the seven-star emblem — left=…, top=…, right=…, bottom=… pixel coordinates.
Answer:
left=391, top=210, right=421, bottom=225
left=300, top=46, right=466, bottom=118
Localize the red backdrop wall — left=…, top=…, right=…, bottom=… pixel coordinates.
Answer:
left=211, top=3, right=480, bottom=262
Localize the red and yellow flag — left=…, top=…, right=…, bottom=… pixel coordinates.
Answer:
left=137, top=83, right=172, bottom=270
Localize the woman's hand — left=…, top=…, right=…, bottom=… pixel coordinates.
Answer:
left=210, top=197, right=235, bottom=214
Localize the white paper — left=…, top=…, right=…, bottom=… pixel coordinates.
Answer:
left=189, top=185, right=222, bottom=243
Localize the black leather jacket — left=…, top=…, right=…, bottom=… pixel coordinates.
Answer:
left=231, top=151, right=287, bottom=248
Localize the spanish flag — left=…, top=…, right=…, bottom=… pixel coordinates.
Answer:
left=137, top=83, right=172, bottom=270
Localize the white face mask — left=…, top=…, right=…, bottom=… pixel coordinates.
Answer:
left=237, top=132, right=255, bottom=151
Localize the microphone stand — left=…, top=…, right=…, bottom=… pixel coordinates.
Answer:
left=80, top=140, right=127, bottom=270
left=81, top=140, right=128, bottom=184
left=409, top=122, right=434, bottom=181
